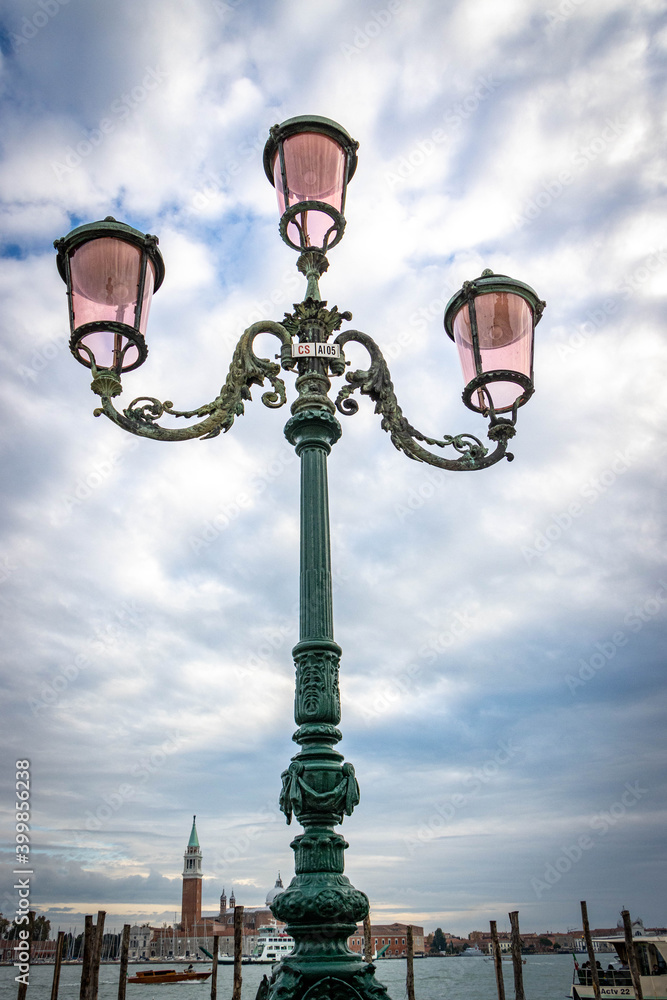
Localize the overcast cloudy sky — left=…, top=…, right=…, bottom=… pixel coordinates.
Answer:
left=1, top=0, right=666, bottom=940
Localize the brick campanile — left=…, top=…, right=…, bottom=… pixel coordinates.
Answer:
left=181, top=815, right=203, bottom=929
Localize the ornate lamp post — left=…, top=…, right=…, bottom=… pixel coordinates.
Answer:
left=55, top=116, right=545, bottom=1000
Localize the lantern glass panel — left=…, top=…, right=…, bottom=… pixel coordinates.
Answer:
left=70, top=237, right=155, bottom=369
left=452, top=291, right=533, bottom=411
left=272, top=131, right=346, bottom=248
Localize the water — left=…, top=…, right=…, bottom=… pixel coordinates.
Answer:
left=0, top=953, right=577, bottom=999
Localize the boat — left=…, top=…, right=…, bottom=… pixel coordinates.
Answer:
left=213, top=925, right=295, bottom=965
left=128, top=967, right=212, bottom=984
left=247, top=925, right=295, bottom=964
left=461, top=945, right=485, bottom=957
left=571, top=935, right=667, bottom=999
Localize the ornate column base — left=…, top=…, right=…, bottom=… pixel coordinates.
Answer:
left=257, top=957, right=391, bottom=1000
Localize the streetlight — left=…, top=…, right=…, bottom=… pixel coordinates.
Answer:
left=54, top=115, right=545, bottom=1000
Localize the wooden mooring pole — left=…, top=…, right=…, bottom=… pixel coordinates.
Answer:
left=50, top=931, right=66, bottom=1000
left=490, top=920, right=506, bottom=1000
left=580, top=900, right=601, bottom=1000
left=622, top=910, right=644, bottom=1000
left=232, top=905, right=244, bottom=1000
left=79, top=911, right=105, bottom=1000
left=79, top=915, right=94, bottom=1000
left=90, top=911, right=105, bottom=1000
left=117, top=924, right=130, bottom=1000
left=509, top=911, right=526, bottom=1000
left=406, top=926, right=416, bottom=1000
left=210, top=934, right=219, bottom=1000
left=363, top=913, right=373, bottom=964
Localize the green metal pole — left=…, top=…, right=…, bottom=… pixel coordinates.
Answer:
left=265, top=276, right=391, bottom=1000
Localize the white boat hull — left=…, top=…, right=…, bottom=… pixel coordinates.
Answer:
left=572, top=975, right=667, bottom=999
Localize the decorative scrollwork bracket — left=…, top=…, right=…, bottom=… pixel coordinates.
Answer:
left=92, top=320, right=293, bottom=441
left=333, top=329, right=516, bottom=469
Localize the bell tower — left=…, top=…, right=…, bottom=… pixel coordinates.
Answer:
left=181, top=815, right=203, bottom=930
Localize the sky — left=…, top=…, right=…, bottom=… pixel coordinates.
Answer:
left=0, top=0, right=666, bottom=941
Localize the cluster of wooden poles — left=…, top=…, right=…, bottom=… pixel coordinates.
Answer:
left=17, top=901, right=648, bottom=1000
left=17, top=907, right=246, bottom=1000
left=487, top=903, right=645, bottom=1000
left=574, top=903, right=644, bottom=1000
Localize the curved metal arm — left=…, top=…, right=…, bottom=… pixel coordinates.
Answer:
left=94, top=321, right=293, bottom=441
left=332, top=330, right=515, bottom=470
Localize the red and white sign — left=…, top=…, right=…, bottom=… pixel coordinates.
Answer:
left=291, top=343, right=341, bottom=358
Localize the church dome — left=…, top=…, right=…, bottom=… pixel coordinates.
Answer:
left=265, top=873, right=284, bottom=906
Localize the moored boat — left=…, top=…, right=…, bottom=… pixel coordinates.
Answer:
left=216, top=924, right=295, bottom=965
left=461, top=945, right=485, bottom=957
left=247, top=925, right=295, bottom=964
left=571, top=935, right=667, bottom=999
left=128, top=966, right=212, bottom=984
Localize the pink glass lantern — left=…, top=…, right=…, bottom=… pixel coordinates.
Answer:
left=55, top=217, right=164, bottom=378
left=444, top=271, right=545, bottom=416
left=264, top=116, right=358, bottom=252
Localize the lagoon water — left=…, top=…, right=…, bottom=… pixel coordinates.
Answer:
left=0, top=953, right=578, bottom=999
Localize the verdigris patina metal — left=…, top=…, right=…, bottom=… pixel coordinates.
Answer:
left=67, top=258, right=527, bottom=1000
left=57, top=118, right=545, bottom=1000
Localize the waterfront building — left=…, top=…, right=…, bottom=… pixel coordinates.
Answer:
left=130, top=818, right=284, bottom=959
left=348, top=923, right=425, bottom=957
